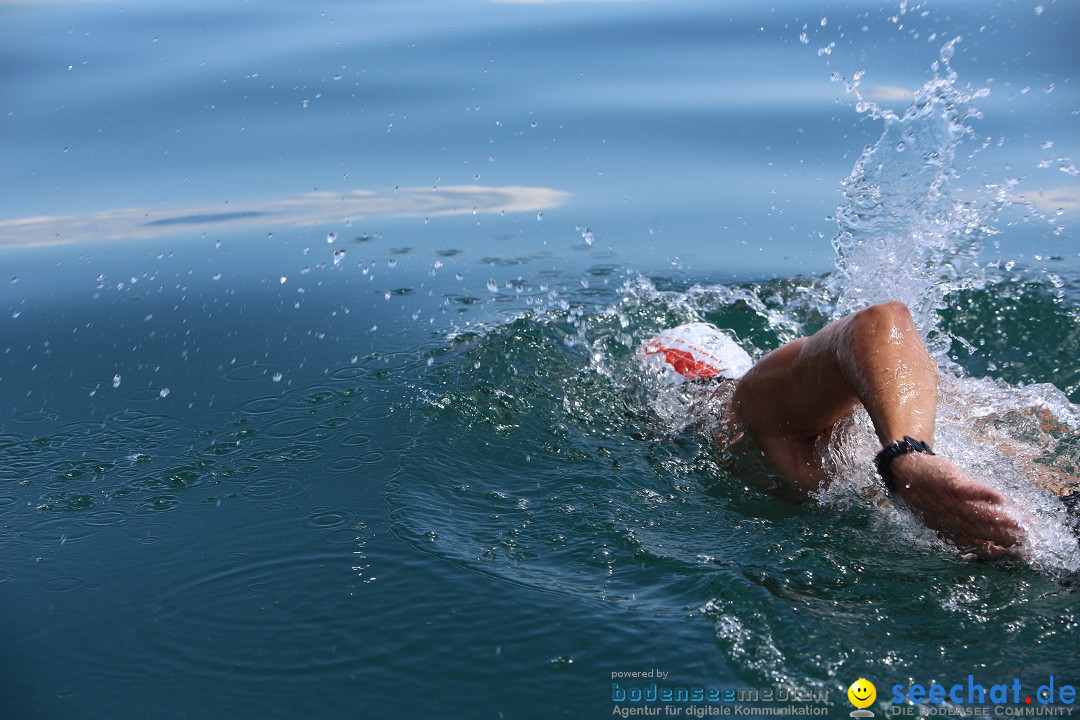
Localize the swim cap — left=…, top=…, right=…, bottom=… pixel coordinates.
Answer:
left=639, top=322, right=753, bottom=382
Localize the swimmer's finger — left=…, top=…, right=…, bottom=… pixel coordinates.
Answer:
left=957, top=539, right=1015, bottom=561
left=938, top=503, right=1023, bottom=549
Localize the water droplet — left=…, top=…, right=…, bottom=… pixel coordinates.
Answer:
left=1034, top=4, right=1045, bottom=15
left=159, top=388, right=170, bottom=398
left=272, top=372, right=283, bottom=383
left=536, top=212, right=544, bottom=221
left=11, top=310, right=21, bottom=319
left=486, top=279, right=498, bottom=293
left=112, top=374, right=121, bottom=389
left=895, top=141, right=906, bottom=153
left=213, top=272, right=222, bottom=281
left=9, top=277, right=16, bottom=284
left=582, top=228, right=594, bottom=245
left=280, top=275, right=287, bottom=284
left=388, top=258, right=397, bottom=268
left=326, top=232, right=336, bottom=244
left=799, top=33, right=809, bottom=44
left=333, top=249, right=346, bottom=266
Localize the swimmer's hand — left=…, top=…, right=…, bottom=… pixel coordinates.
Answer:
left=889, top=453, right=1025, bottom=560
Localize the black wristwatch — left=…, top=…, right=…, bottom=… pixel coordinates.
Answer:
left=874, top=435, right=935, bottom=491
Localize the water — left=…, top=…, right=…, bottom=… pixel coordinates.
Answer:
left=2, top=1, right=1079, bottom=718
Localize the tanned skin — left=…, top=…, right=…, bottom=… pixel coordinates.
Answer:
left=728, top=301, right=1026, bottom=559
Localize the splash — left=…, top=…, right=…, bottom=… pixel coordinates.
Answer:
left=828, top=38, right=1010, bottom=357
left=408, top=41, right=1080, bottom=586
left=821, top=41, right=1080, bottom=571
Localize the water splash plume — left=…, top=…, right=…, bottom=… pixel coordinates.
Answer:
left=829, top=38, right=1011, bottom=358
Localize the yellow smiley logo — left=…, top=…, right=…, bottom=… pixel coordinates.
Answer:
left=848, top=678, right=877, bottom=709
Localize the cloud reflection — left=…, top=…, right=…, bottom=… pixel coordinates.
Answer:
left=865, top=85, right=913, bottom=101
left=1016, top=185, right=1080, bottom=213
left=0, top=185, right=571, bottom=249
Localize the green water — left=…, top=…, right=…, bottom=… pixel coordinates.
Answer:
left=2, top=228, right=1078, bottom=717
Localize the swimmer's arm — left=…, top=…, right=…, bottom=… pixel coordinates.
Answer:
left=734, top=303, right=1025, bottom=558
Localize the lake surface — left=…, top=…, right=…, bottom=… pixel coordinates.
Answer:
left=2, top=1, right=1079, bottom=718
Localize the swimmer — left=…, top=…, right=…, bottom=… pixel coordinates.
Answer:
left=641, top=301, right=1077, bottom=560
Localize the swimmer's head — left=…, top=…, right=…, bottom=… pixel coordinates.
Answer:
left=639, top=323, right=753, bottom=382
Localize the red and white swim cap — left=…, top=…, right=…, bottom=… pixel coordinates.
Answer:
left=638, top=322, right=753, bottom=382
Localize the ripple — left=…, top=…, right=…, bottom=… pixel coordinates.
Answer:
left=326, top=453, right=386, bottom=472
left=36, top=575, right=89, bottom=594
left=145, top=548, right=371, bottom=677
left=238, top=394, right=288, bottom=416
left=83, top=509, right=127, bottom=526
left=297, top=386, right=345, bottom=406
left=262, top=416, right=335, bottom=441
left=56, top=420, right=109, bottom=436
left=322, top=527, right=365, bottom=545
left=222, top=360, right=289, bottom=383
left=241, top=476, right=307, bottom=501
left=108, top=409, right=171, bottom=431
left=328, top=365, right=366, bottom=380
left=340, top=432, right=373, bottom=447
left=306, top=508, right=349, bottom=528
left=354, top=402, right=394, bottom=420
left=10, top=408, right=61, bottom=424
left=141, top=494, right=181, bottom=513
left=121, top=386, right=167, bottom=403
left=250, top=443, right=325, bottom=464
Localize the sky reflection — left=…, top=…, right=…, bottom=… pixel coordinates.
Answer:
left=0, top=185, right=571, bottom=249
